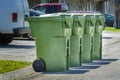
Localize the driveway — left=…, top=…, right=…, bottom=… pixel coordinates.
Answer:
left=0, top=38, right=36, bottom=62
left=1, top=31, right=120, bottom=80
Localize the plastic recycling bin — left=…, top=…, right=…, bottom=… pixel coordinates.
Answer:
left=81, top=13, right=96, bottom=63
left=69, top=13, right=85, bottom=67
left=92, top=13, right=105, bottom=60
left=26, top=13, right=73, bottom=72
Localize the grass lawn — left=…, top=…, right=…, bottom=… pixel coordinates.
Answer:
left=0, top=60, right=32, bottom=74
left=105, top=27, right=120, bottom=32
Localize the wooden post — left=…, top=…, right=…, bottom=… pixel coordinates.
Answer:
left=115, top=0, right=120, bottom=29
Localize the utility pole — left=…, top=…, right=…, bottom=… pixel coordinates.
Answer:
left=115, top=0, right=120, bottom=29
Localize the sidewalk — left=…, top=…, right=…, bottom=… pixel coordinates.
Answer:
left=1, top=31, right=120, bottom=80
left=15, top=58, right=120, bottom=80
left=17, top=54, right=120, bottom=80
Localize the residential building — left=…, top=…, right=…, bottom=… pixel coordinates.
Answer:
left=28, top=0, right=107, bottom=11
left=28, top=0, right=120, bottom=28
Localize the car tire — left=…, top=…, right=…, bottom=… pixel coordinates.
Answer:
left=0, top=34, right=13, bottom=45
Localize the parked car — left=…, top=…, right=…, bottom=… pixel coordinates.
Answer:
left=29, top=9, right=45, bottom=17
left=23, top=9, right=45, bottom=39
left=32, top=3, right=69, bottom=14
left=105, top=13, right=114, bottom=27
left=0, top=0, right=29, bottom=45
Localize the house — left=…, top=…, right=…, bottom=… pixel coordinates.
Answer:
left=28, top=0, right=120, bottom=28
left=28, top=0, right=108, bottom=11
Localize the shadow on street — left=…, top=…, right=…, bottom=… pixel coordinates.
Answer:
left=0, top=44, right=35, bottom=49
left=102, top=37, right=113, bottom=39
left=43, top=59, right=118, bottom=74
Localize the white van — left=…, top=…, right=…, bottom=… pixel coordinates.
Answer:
left=0, top=0, right=29, bottom=45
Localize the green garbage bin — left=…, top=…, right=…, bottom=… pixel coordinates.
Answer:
left=26, top=13, right=73, bottom=72
left=81, top=13, right=96, bottom=63
left=92, top=13, right=105, bottom=60
left=69, top=13, right=85, bottom=67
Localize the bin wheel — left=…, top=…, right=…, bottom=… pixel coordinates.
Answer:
left=32, top=59, right=45, bottom=72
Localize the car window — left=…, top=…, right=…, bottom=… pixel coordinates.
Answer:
left=29, top=9, right=45, bottom=17
left=105, top=14, right=114, bottom=20
left=34, top=6, right=46, bottom=13
left=48, top=5, right=58, bottom=13
left=30, top=12, right=39, bottom=16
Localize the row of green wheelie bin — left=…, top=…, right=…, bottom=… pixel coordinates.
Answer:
left=26, top=12, right=105, bottom=72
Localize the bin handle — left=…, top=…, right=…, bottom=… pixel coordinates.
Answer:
left=77, top=16, right=85, bottom=27
left=64, top=16, right=73, bottom=28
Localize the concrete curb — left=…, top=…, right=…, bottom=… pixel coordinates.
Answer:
left=0, top=65, right=41, bottom=80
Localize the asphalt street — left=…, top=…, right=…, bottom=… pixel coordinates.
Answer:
left=0, top=38, right=36, bottom=62
left=1, top=31, right=120, bottom=80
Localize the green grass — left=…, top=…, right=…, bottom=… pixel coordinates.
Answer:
left=0, top=60, right=32, bottom=74
left=105, top=27, right=120, bottom=32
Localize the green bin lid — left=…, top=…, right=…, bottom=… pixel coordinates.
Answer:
left=27, top=13, right=73, bottom=28
left=72, top=13, right=85, bottom=27
left=95, top=13, right=105, bottom=25
left=84, top=13, right=96, bottom=26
